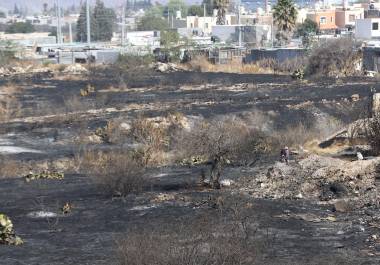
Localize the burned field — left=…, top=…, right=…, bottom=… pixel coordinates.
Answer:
left=1, top=69, right=380, bottom=265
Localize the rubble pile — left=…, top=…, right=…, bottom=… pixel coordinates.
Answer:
left=24, top=171, right=64, bottom=182
left=0, top=214, right=23, bottom=246
left=246, top=154, right=380, bottom=203
left=0, top=65, right=54, bottom=77
left=151, top=62, right=183, bottom=73
left=63, top=64, right=88, bottom=75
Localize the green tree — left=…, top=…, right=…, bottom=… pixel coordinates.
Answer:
left=167, top=0, right=187, bottom=17
left=188, top=5, right=203, bottom=16
left=137, top=14, right=168, bottom=31
left=76, top=5, right=94, bottom=42
left=273, top=0, right=298, bottom=45
left=297, top=18, right=318, bottom=47
left=13, top=4, right=19, bottom=15
left=93, top=0, right=116, bottom=41
left=161, top=30, right=180, bottom=48
left=5, top=22, right=35, bottom=34
left=76, top=0, right=116, bottom=42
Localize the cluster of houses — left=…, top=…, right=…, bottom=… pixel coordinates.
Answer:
left=2, top=0, right=380, bottom=69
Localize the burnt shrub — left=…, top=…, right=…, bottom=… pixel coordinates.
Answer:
left=306, top=39, right=361, bottom=77
left=364, top=114, right=380, bottom=155
left=79, top=149, right=146, bottom=196
left=176, top=116, right=269, bottom=188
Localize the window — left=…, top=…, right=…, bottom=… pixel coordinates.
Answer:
left=205, top=23, right=208, bottom=29
left=373, top=22, right=379, bottom=30
left=349, top=14, right=355, bottom=22
left=331, top=16, right=333, bottom=22
left=320, top=16, right=327, bottom=24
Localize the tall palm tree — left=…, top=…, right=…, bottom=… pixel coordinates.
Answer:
left=273, top=0, right=298, bottom=45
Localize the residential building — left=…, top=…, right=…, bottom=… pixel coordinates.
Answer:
left=186, top=16, right=217, bottom=35
left=355, top=18, right=380, bottom=39
left=335, top=7, right=364, bottom=28
left=307, top=9, right=337, bottom=30
left=296, top=8, right=308, bottom=24
left=125, top=31, right=160, bottom=48
left=211, top=24, right=271, bottom=47
left=0, top=32, right=56, bottom=47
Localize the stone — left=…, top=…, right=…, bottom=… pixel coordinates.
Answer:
left=351, top=94, right=360, bottom=102
left=220, top=179, right=234, bottom=187
left=333, top=200, right=353, bottom=213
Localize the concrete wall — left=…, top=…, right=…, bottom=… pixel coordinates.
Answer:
left=363, top=47, right=380, bottom=71
left=212, top=25, right=271, bottom=46
left=244, top=48, right=306, bottom=64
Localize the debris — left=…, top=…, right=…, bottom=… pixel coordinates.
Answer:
left=61, top=202, right=72, bottom=215
left=220, top=179, right=234, bottom=187
left=291, top=68, right=304, bottom=80
left=274, top=213, right=337, bottom=223
left=152, top=62, right=183, bottom=73
left=151, top=193, right=175, bottom=203
left=24, top=171, right=64, bottom=182
left=63, top=64, right=88, bottom=75
left=245, top=154, right=380, bottom=202
left=0, top=214, right=23, bottom=246
left=324, top=215, right=337, bottom=222
left=80, top=84, right=95, bottom=97
left=180, top=156, right=207, bottom=166
left=351, top=94, right=360, bottom=102
left=333, top=200, right=353, bottom=213
left=27, top=211, right=58, bottom=218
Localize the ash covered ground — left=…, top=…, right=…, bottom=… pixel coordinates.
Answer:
left=1, top=68, right=380, bottom=265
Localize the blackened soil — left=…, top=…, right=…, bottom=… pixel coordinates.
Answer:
left=1, top=72, right=380, bottom=264
left=0, top=167, right=379, bottom=265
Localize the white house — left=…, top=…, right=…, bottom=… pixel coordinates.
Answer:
left=125, top=31, right=160, bottom=48
left=355, top=18, right=380, bottom=40
left=187, top=16, right=217, bottom=35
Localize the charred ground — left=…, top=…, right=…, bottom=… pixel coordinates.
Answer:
left=0, top=70, right=380, bottom=264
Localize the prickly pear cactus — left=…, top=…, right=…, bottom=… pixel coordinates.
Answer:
left=0, top=214, right=23, bottom=246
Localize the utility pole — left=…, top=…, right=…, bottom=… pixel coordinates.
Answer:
left=122, top=0, right=126, bottom=46
left=203, top=3, right=206, bottom=17
left=56, top=0, right=62, bottom=44
left=86, top=0, right=91, bottom=46
left=237, top=0, right=241, bottom=47
left=69, top=23, right=73, bottom=43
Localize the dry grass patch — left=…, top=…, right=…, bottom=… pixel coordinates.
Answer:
left=187, top=56, right=304, bottom=74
